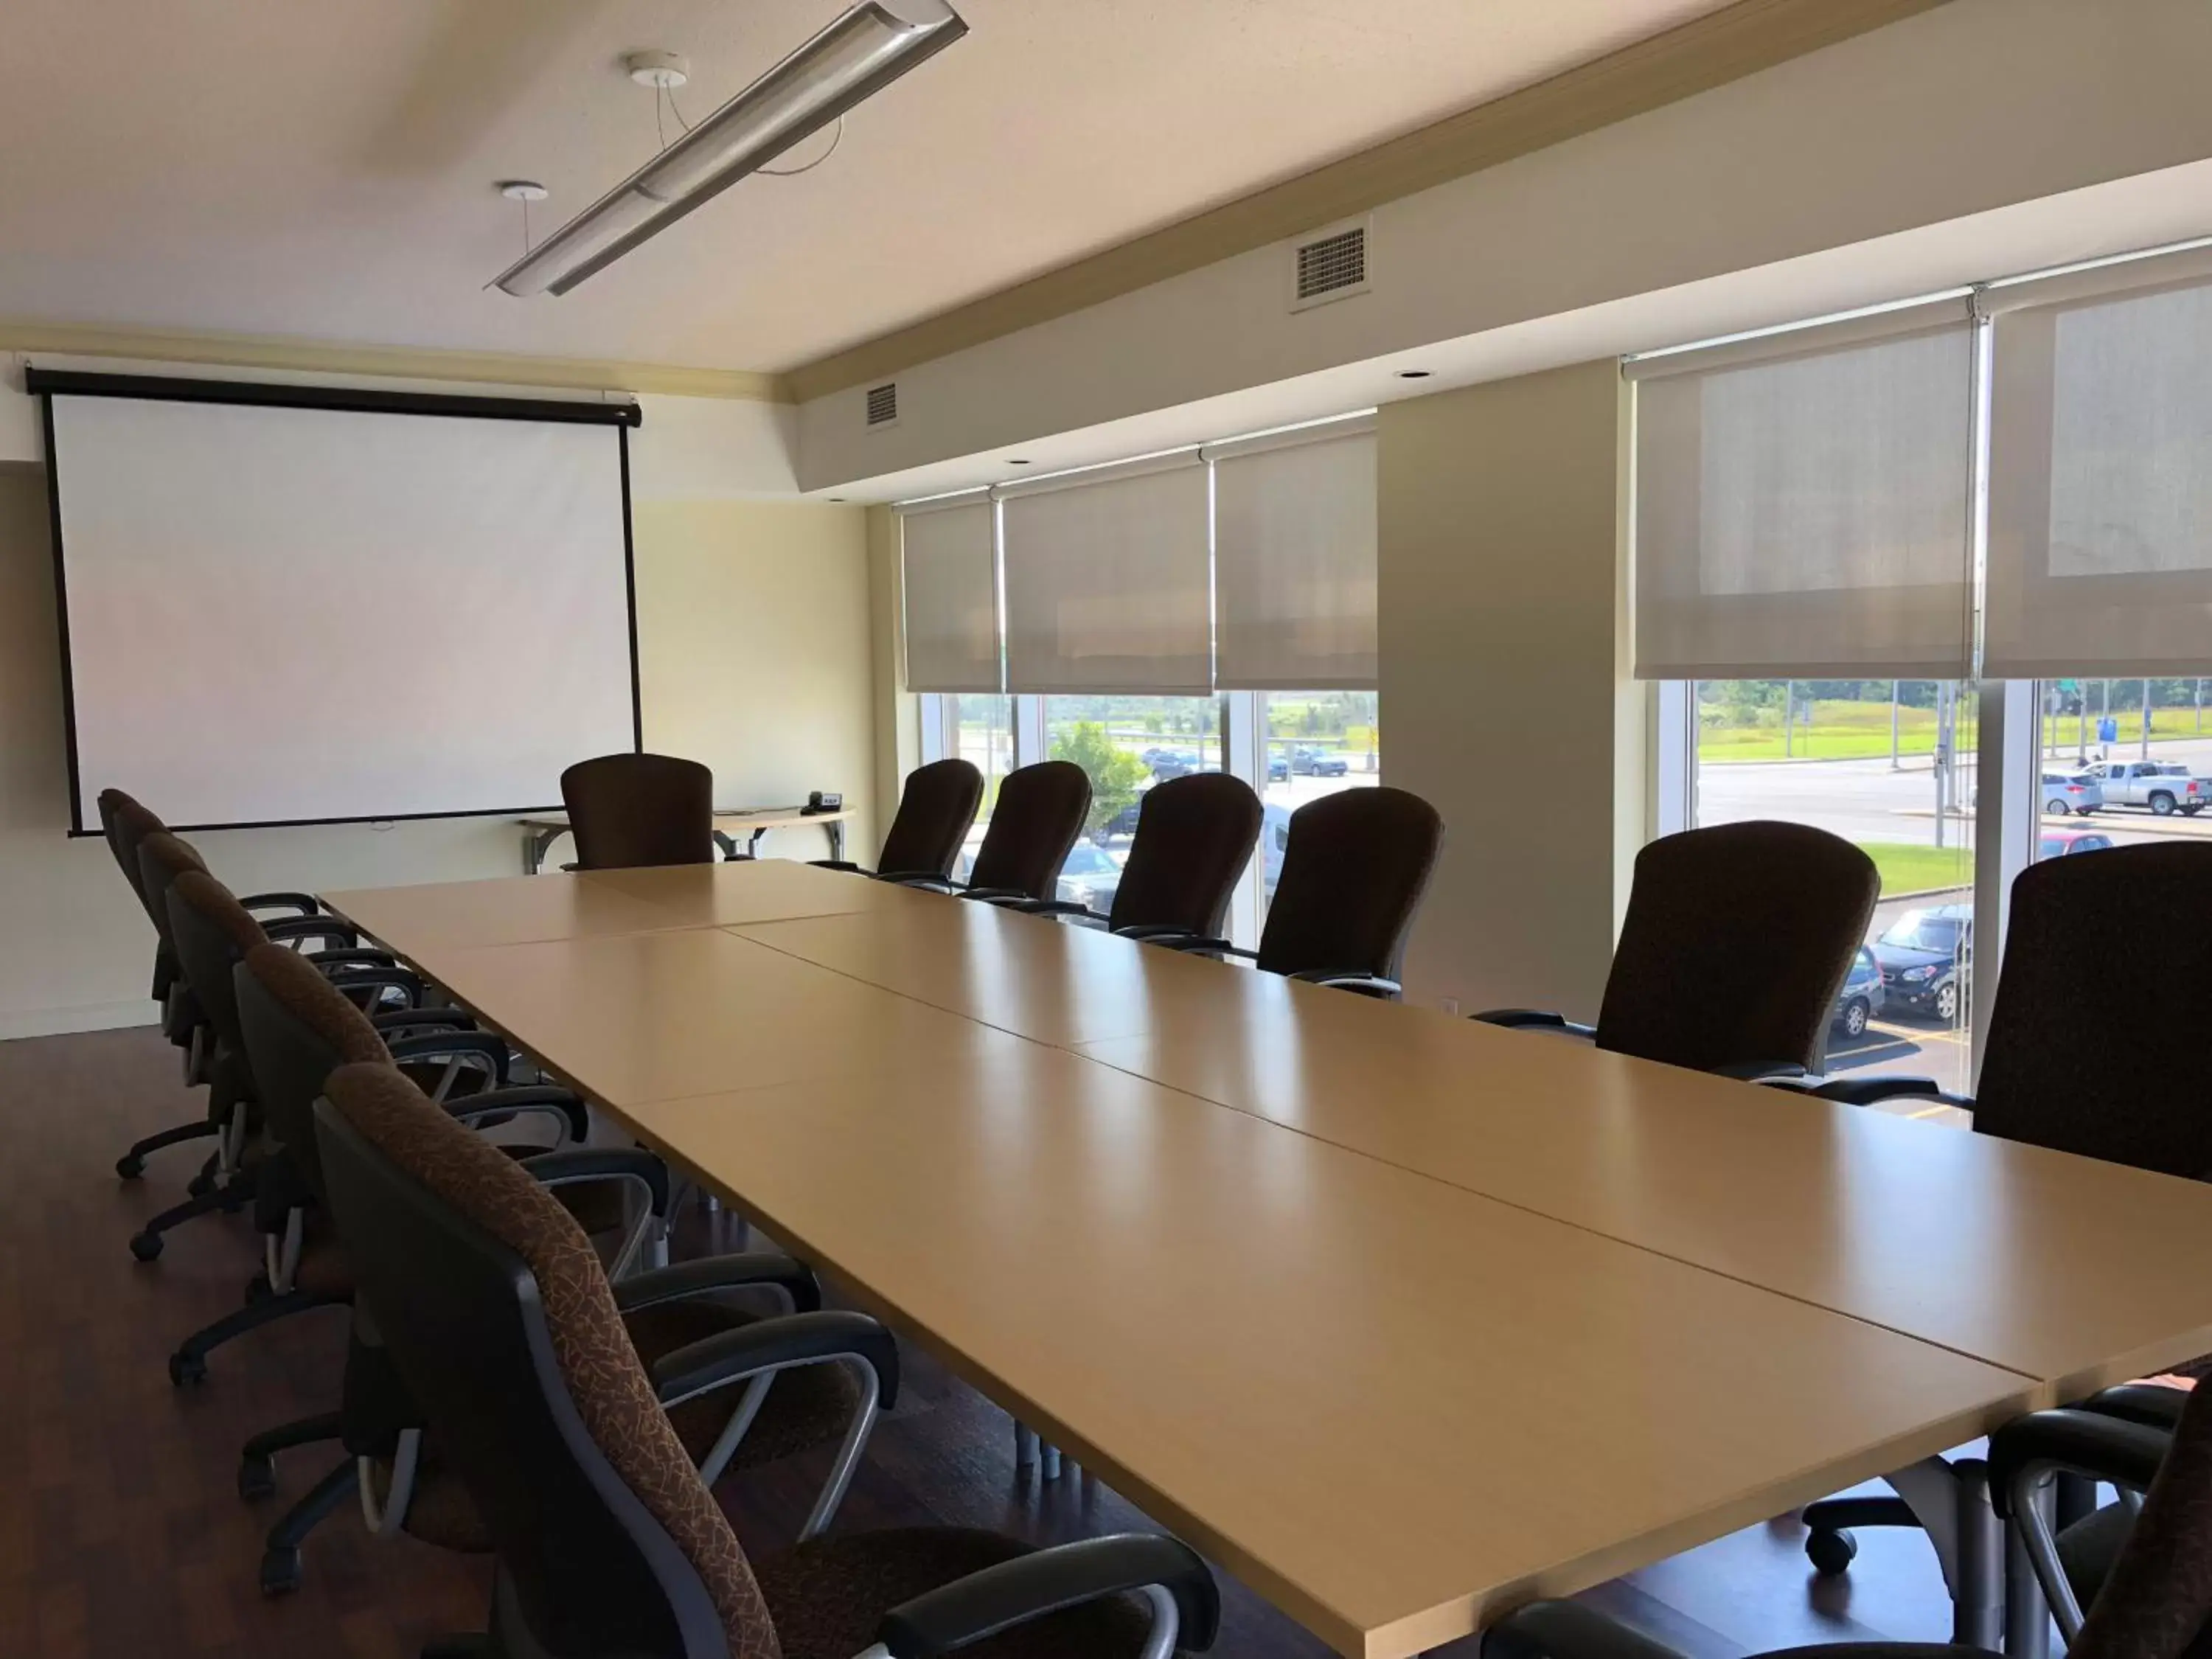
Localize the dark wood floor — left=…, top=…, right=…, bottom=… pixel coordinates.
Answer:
left=0, top=1025, right=1961, bottom=1658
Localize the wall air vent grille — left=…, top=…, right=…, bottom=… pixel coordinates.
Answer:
left=866, top=382, right=899, bottom=427
left=1294, top=226, right=1368, bottom=305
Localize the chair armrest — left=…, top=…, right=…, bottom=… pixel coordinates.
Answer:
left=1710, top=1061, right=1807, bottom=1083
left=873, top=869, right=956, bottom=886
left=264, top=917, right=361, bottom=950
left=369, top=1006, right=478, bottom=1037
left=240, top=891, right=320, bottom=917
left=2081, top=1382, right=2191, bottom=1430
left=447, top=1085, right=589, bottom=1145
left=520, top=1147, right=669, bottom=1217
left=1483, top=1600, right=1694, bottom=1659
left=1989, top=1408, right=2171, bottom=1517
left=383, top=1030, right=511, bottom=1093
left=878, top=1533, right=1220, bottom=1659
left=321, top=964, right=426, bottom=1013
left=957, top=888, right=1034, bottom=904
left=1160, top=936, right=1254, bottom=961
left=613, top=1252, right=824, bottom=1316
left=1765, top=1074, right=1972, bottom=1110
left=809, top=860, right=872, bottom=875
left=650, top=1309, right=900, bottom=1411
left=1474, top=1009, right=1597, bottom=1040
left=1287, top=968, right=1402, bottom=998
left=1111, top=923, right=1189, bottom=941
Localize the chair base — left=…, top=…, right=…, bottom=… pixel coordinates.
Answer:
left=170, top=1288, right=347, bottom=1386
left=1802, top=1494, right=1917, bottom=1575
left=260, top=1456, right=359, bottom=1597
left=129, top=1169, right=256, bottom=1262
left=116, top=1118, right=220, bottom=1180
left=239, top=1411, right=345, bottom=1499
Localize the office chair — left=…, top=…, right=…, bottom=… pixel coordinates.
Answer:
left=314, top=1056, right=1220, bottom=1659
left=125, top=836, right=386, bottom=1262
left=891, top=759, right=1092, bottom=903
left=560, top=753, right=717, bottom=870
left=98, top=789, right=319, bottom=1184
left=1486, top=1379, right=2212, bottom=1659
left=1474, top=821, right=1879, bottom=1081
left=1766, top=843, right=2212, bottom=1582
left=1164, top=787, right=1442, bottom=998
left=1013, top=771, right=1264, bottom=941
left=813, top=756, right=984, bottom=882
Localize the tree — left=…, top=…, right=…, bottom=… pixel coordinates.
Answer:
left=1049, top=721, right=1149, bottom=834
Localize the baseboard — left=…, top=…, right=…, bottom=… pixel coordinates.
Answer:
left=0, top=998, right=160, bottom=1041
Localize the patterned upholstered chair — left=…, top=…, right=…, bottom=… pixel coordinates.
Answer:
left=316, top=1057, right=1222, bottom=1659
left=1475, top=820, right=1879, bottom=1079
left=232, top=943, right=882, bottom=1599
left=1485, top=1377, right=2212, bottom=1659
left=814, top=757, right=984, bottom=883
left=889, top=759, right=1092, bottom=904
left=560, top=753, right=718, bottom=870
left=1011, top=771, right=1264, bottom=942
left=1163, top=785, right=1443, bottom=999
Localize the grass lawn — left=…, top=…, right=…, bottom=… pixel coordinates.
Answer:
left=1700, top=700, right=1961, bottom=763
left=1854, top=840, right=1974, bottom=897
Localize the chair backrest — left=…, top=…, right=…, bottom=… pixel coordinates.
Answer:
left=1593, top=821, right=1879, bottom=1075
left=1256, top=788, right=1443, bottom=983
left=316, top=1062, right=768, bottom=1659
left=1973, top=844, right=2212, bottom=1176
left=1107, top=773, right=1263, bottom=937
left=136, top=832, right=210, bottom=956
left=167, top=870, right=272, bottom=1062
left=560, top=754, right=716, bottom=871
left=876, top=758, right=984, bottom=877
left=235, top=942, right=387, bottom=1194
left=97, top=787, right=164, bottom=914
left=962, top=760, right=1091, bottom=901
left=2069, top=1377, right=2212, bottom=1659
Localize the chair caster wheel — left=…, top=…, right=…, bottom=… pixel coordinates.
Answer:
left=116, top=1155, right=145, bottom=1180
left=168, top=1350, right=207, bottom=1388
left=237, top=1454, right=276, bottom=1500
left=187, top=1172, right=216, bottom=1198
left=1806, top=1526, right=1858, bottom=1576
left=130, top=1231, right=164, bottom=1262
left=259, top=1545, right=302, bottom=1598
left=245, top=1273, right=272, bottom=1304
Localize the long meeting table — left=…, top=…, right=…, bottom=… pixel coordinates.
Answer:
left=321, top=859, right=2212, bottom=1659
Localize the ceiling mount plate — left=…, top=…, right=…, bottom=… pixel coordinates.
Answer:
left=625, top=51, right=690, bottom=89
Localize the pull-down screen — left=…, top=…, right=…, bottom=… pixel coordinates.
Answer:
left=42, top=381, right=640, bottom=832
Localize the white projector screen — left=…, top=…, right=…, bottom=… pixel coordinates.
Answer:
left=42, top=381, right=641, bottom=832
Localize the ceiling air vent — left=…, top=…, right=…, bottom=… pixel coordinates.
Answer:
left=1290, top=222, right=1369, bottom=310
left=865, top=382, right=900, bottom=428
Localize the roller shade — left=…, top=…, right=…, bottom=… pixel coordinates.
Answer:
left=1630, top=299, right=1977, bottom=680
left=1208, top=418, right=1377, bottom=689
left=1000, top=453, right=1211, bottom=695
left=899, top=495, right=999, bottom=692
left=1986, top=248, right=2212, bottom=677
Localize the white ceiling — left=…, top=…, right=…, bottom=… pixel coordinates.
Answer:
left=0, top=0, right=1736, bottom=372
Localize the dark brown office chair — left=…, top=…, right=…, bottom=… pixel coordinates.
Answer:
left=892, top=759, right=1092, bottom=904
left=1487, top=1379, right=2212, bottom=1659
left=1475, top=821, right=1879, bottom=1080
left=232, top=948, right=875, bottom=1599
left=1016, top=772, right=1264, bottom=941
left=814, top=757, right=983, bottom=881
left=1166, top=787, right=1442, bottom=998
left=315, top=1057, right=1219, bottom=1659
left=560, top=753, right=717, bottom=870
left=1769, top=843, right=2212, bottom=1587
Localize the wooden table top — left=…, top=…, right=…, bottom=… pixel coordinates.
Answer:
left=580, top=860, right=935, bottom=930
left=323, top=872, right=693, bottom=952
left=515, top=805, right=856, bottom=830
left=622, top=1044, right=2028, bottom=1659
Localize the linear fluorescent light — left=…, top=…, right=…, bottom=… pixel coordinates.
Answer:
left=493, top=0, right=967, bottom=298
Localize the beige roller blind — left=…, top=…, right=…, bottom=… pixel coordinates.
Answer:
left=1208, top=417, right=1377, bottom=690
left=1000, top=453, right=1212, bottom=695
left=1630, top=299, right=1977, bottom=681
left=898, top=495, right=999, bottom=692
left=1986, top=249, right=2212, bottom=677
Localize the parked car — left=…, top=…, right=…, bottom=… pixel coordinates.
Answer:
left=1094, top=798, right=1144, bottom=844
left=1054, top=840, right=1124, bottom=913
left=1147, top=749, right=1201, bottom=781
left=2042, top=772, right=2104, bottom=815
left=1830, top=946, right=1884, bottom=1040
left=1290, top=745, right=1349, bottom=778
left=2090, top=759, right=2211, bottom=815
left=1267, top=753, right=1290, bottom=782
left=2038, top=827, right=2115, bottom=859
left=1871, top=904, right=1972, bottom=1024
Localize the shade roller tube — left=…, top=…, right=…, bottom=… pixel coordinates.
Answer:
left=1211, top=426, right=1377, bottom=689
left=1632, top=302, right=1977, bottom=681
left=1001, top=456, right=1211, bottom=694
left=899, top=496, right=999, bottom=692
left=1986, top=256, right=2212, bottom=677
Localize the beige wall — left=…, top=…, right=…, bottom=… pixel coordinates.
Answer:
left=0, top=471, right=878, bottom=1037
left=1377, top=363, right=1640, bottom=1016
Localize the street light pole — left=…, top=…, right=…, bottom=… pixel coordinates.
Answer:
left=2143, top=680, right=2154, bottom=761
left=1933, top=682, right=1952, bottom=851
left=1890, top=681, right=1900, bottom=770
left=1784, top=681, right=1795, bottom=759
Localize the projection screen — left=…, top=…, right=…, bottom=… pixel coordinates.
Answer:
left=35, top=373, right=641, bottom=832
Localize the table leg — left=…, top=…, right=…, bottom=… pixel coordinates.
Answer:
left=748, top=828, right=770, bottom=858
left=712, top=830, right=740, bottom=861
left=1014, top=1423, right=1038, bottom=1470
left=828, top=820, right=846, bottom=862
left=523, top=827, right=563, bottom=876
left=1879, top=1456, right=2004, bottom=1649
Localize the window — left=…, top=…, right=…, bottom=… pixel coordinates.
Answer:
left=1044, top=695, right=1222, bottom=863
left=926, top=694, right=1012, bottom=880
left=1259, top=690, right=1380, bottom=912
left=1686, top=680, right=1977, bottom=1099
left=2031, top=680, right=2211, bottom=876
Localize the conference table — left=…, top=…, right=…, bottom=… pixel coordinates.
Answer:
left=515, top=804, right=855, bottom=873
left=320, top=860, right=2212, bottom=1659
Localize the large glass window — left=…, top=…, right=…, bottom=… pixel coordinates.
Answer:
left=1690, top=680, right=1978, bottom=1101
left=1259, top=690, right=1380, bottom=912
left=934, top=694, right=1012, bottom=882
left=2031, top=678, right=2212, bottom=866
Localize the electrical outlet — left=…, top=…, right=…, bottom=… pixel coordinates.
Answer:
left=1440, top=997, right=1460, bottom=1017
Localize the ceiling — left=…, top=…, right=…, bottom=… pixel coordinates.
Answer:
left=0, top=0, right=1739, bottom=375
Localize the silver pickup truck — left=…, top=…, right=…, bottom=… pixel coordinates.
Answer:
left=2089, top=759, right=2212, bottom=815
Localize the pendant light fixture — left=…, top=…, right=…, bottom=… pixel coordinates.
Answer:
left=493, top=0, right=967, bottom=298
